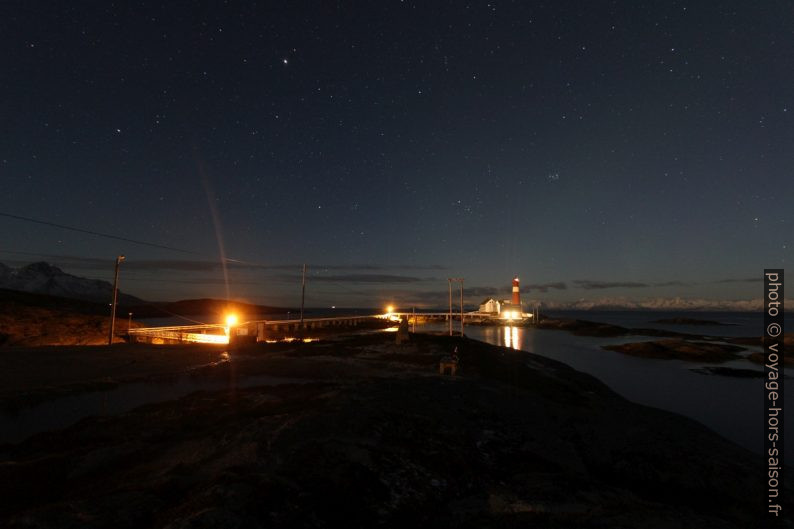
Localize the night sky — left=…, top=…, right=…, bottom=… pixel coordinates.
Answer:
left=1, top=1, right=791, bottom=309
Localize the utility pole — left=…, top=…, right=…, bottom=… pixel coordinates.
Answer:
left=300, top=263, right=306, bottom=327
left=448, top=277, right=464, bottom=336
left=412, top=306, right=416, bottom=333
left=448, top=279, right=453, bottom=336
left=127, top=312, right=133, bottom=334
left=460, top=278, right=464, bottom=336
left=108, top=255, right=125, bottom=345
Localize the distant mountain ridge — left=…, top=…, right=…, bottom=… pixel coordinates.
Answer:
left=0, top=262, right=142, bottom=305
left=531, top=297, right=776, bottom=312
left=0, top=262, right=289, bottom=318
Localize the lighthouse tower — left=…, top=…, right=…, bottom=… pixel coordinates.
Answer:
left=512, top=276, right=521, bottom=305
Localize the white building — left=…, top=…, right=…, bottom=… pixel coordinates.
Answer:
left=478, top=298, right=501, bottom=314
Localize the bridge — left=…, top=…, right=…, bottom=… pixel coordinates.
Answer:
left=128, top=324, right=230, bottom=344
left=128, top=314, right=391, bottom=345
left=127, top=311, right=532, bottom=345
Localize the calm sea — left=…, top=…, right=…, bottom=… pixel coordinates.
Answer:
left=423, top=310, right=792, bottom=455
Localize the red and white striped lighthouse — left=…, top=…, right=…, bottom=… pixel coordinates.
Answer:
left=512, top=276, right=520, bottom=305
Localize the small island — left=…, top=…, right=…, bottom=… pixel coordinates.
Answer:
left=729, top=334, right=794, bottom=366
left=747, top=351, right=794, bottom=366
left=651, top=317, right=735, bottom=326
left=602, top=339, right=745, bottom=362
left=536, top=317, right=703, bottom=339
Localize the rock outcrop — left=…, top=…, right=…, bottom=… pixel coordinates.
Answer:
left=0, top=334, right=777, bottom=527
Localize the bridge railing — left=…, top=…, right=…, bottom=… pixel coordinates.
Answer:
left=129, top=323, right=227, bottom=334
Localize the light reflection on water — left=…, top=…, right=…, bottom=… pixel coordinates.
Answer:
left=504, top=326, right=519, bottom=350
left=477, top=326, right=523, bottom=350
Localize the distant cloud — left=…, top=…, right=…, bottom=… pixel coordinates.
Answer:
left=460, top=287, right=501, bottom=297
left=120, top=276, right=264, bottom=286
left=410, top=283, right=568, bottom=300
left=123, top=260, right=446, bottom=273
left=128, top=260, right=228, bottom=272
left=383, top=283, right=567, bottom=307
left=0, top=255, right=448, bottom=273
left=573, top=280, right=649, bottom=290
left=523, top=282, right=567, bottom=292
left=714, top=277, right=762, bottom=284
left=407, top=286, right=499, bottom=303
left=404, top=284, right=568, bottom=305
left=336, top=264, right=449, bottom=271
left=278, top=273, right=435, bottom=284
left=570, top=278, right=752, bottom=289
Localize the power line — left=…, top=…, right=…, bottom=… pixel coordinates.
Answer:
left=0, top=212, right=198, bottom=255
left=126, top=301, right=211, bottom=325
left=0, top=215, right=415, bottom=305
left=0, top=214, right=274, bottom=269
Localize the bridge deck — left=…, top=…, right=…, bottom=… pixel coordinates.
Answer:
left=129, top=314, right=386, bottom=344
left=127, top=312, right=529, bottom=344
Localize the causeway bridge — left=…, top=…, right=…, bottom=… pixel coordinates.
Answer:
left=127, top=311, right=528, bottom=345
left=128, top=314, right=390, bottom=345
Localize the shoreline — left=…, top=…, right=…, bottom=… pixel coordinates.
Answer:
left=0, top=332, right=780, bottom=527
left=2, top=311, right=791, bottom=413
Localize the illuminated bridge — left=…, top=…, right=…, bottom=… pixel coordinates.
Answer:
left=128, top=315, right=389, bottom=345
left=127, top=311, right=532, bottom=345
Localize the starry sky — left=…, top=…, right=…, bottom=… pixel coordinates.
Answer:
left=1, top=1, right=791, bottom=309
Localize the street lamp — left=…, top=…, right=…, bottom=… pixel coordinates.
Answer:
left=225, top=313, right=239, bottom=343
left=108, top=255, right=125, bottom=345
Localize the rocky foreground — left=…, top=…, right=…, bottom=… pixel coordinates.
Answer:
left=0, top=333, right=784, bottom=527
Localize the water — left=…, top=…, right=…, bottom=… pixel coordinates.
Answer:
left=2, top=310, right=788, bottom=454
left=0, top=366, right=303, bottom=445
left=1, top=309, right=379, bottom=444
left=425, top=311, right=791, bottom=455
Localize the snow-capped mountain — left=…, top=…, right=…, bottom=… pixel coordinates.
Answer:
left=526, top=296, right=771, bottom=312
left=0, top=262, right=142, bottom=304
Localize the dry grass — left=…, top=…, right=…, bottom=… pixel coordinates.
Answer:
left=0, top=305, right=139, bottom=346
